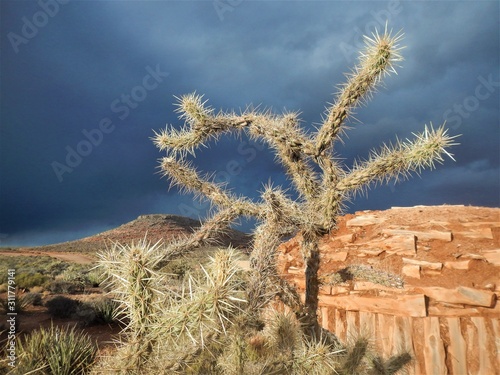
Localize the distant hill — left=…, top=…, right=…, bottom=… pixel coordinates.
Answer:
left=20, top=214, right=252, bottom=253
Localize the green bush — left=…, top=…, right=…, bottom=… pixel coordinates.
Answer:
left=45, top=296, right=79, bottom=319
left=73, top=302, right=97, bottom=327
left=15, top=272, right=48, bottom=289
left=14, top=324, right=97, bottom=375
left=47, top=280, right=83, bottom=294
left=0, top=256, right=61, bottom=283
left=85, top=270, right=104, bottom=287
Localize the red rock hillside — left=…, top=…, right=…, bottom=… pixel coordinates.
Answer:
left=18, top=214, right=251, bottom=254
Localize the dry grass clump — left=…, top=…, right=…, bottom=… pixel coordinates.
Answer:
left=11, top=324, right=97, bottom=375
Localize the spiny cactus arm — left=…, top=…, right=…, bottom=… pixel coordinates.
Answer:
left=160, top=156, right=260, bottom=216
left=314, top=28, right=404, bottom=156
left=314, top=156, right=346, bottom=230
left=300, top=237, right=322, bottom=339
left=249, top=113, right=321, bottom=199
left=189, top=202, right=261, bottom=247
left=260, top=185, right=304, bottom=235
left=247, top=221, right=283, bottom=311
left=336, top=124, right=459, bottom=194
left=153, top=93, right=273, bottom=154
left=156, top=249, right=245, bottom=350
left=163, top=203, right=261, bottom=261
left=152, top=114, right=251, bottom=154
left=247, top=187, right=305, bottom=309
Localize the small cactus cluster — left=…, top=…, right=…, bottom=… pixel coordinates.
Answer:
left=95, top=241, right=412, bottom=374
left=95, top=26, right=458, bottom=374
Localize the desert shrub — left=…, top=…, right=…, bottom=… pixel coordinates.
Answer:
left=15, top=272, right=48, bottom=289
left=92, top=297, right=119, bottom=324
left=20, top=292, right=43, bottom=307
left=57, top=265, right=105, bottom=289
left=0, top=256, right=98, bottom=287
left=29, top=285, right=45, bottom=294
left=162, top=257, right=192, bottom=280
left=47, top=279, right=83, bottom=294
left=0, top=256, right=62, bottom=282
left=0, top=294, right=30, bottom=314
left=14, top=324, right=97, bottom=375
left=46, top=260, right=71, bottom=278
left=45, top=296, right=79, bottom=319
left=73, top=302, right=97, bottom=327
left=85, top=270, right=104, bottom=287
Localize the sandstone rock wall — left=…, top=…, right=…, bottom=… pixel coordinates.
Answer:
left=278, top=205, right=500, bottom=375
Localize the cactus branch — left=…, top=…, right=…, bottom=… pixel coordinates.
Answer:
left=248, top=113, right=320, bottom=198
left=314, top=27, right=404, bottom=155
left=336, top=124, right=459, bottom=195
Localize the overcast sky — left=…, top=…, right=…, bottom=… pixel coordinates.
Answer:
left=1, top=0, right=499, bottom=247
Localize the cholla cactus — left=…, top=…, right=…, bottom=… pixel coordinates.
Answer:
left=152, top=27, right=458, bottom=337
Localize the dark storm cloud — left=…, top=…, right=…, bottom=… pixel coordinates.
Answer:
left=1, top=0, right=498, bottom=246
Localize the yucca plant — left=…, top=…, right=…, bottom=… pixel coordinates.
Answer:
left=12, top=324, right=97, bottom=375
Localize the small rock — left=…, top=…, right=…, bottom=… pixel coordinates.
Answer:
left=461, top=253, right=486, bottom=260
left=287, top=266, right=302, bottom=274
left=317, top=293, right=427, bottom=317
left=382, top=229, right=452, bottom=242
left=330, top=286, right=350, bottom=295
left=346, top=214, right=385, bottom=227
left=422, top=269, right=443, bottom=276
left=402, top=258, right=443, bottom=270
left=484, top=283, right=496, bottom=291
left=384, top=235, right=417, bottom=255
left=444, top=260, right=471, bottom=270
left=481, top=249, right=500, bottom=266
left=402, top=264, right=421, bottom=279
left=454, top=228, right=493, bottom=239
left=354, top=281, right=406, bottom=293
left=333, top=234, right=355, bottom=243
left=357, top=249, right=385, bottom=257
left=319, top=285, right=331, bottom=295
left=323, top=251, right=348, bottom=262
left=415, top=286, right=495, bottom=307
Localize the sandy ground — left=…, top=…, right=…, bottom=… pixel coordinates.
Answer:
left=0, top=250, right=95, bottom=264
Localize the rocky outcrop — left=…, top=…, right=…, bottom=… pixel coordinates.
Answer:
left=277, top=205, right=500, bottom=375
